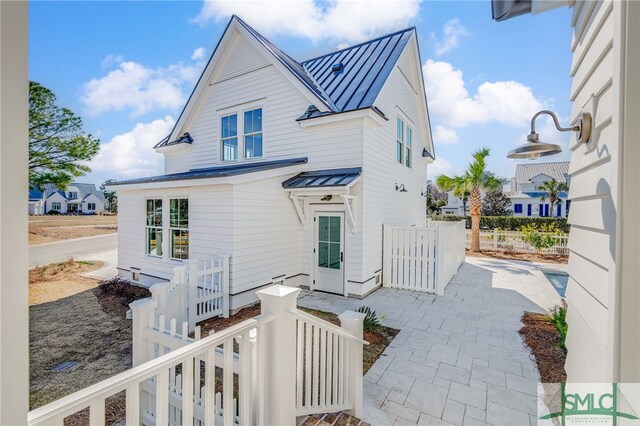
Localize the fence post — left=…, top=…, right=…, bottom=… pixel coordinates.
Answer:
left=149, top=282, right=167, bottom=325
left=493, top=228, right=498, bottom=251
left=338, top=311, right=366, bottom=419
left=130, top=298, right=157, bottom=367
left=173, top=266, right=186, bottom=325
left=436, top=228, right=447, bottom=296
left=185, top=260, right=198, bottom=332
left=220, top=254, right=231, bottom=318
left=382, top=224, right=391, bottom=288
left=256, top=285, right=300, bottom=426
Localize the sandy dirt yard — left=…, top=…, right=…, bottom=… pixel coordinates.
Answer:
left=29, top=215, right=117, bottom=245
left=29, top=260, right=150, bottom=412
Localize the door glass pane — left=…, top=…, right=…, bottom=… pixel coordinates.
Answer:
left=329, top=242, right=340, bottom=269
left=318, top=242, right=329, bottom=268
left=329, top=216, right=340, bottom=243
left=318, top=216, right=329, bottom=241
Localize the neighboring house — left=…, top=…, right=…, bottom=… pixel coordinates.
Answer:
left=504, top=161, right=570, bottom=218
left=29, top=182, right=106, bottom=214
left=441, top=190, right=469, bottom=216
left=108, top=16, right=434, bottom=309
left=496, top=1, right=640, bottom=383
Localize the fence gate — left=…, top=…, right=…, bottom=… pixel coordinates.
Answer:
left=383, top=221, right=465, bottom=295
left=186, top=256, right=230, bottom=330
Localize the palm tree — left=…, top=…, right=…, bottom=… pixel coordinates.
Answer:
left=537, top=179, right=569, bottom=217
left=436, top=148, right=502, bottom=253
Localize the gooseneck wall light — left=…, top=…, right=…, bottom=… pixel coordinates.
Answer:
left=507, top=110, right=592, bottom=160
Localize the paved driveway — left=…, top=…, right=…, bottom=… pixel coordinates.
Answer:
left=298, top=256, right=564, bottom=426
left=29, top=233, right=117, bottom=268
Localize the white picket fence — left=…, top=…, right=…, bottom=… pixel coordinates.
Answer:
left=150, top=255, right=230, bottom=333
left=465, top=229, right=569, bottom=255
left=28, top=286, right=366, bottom=426
left=383, top=221, right=466, bottom=295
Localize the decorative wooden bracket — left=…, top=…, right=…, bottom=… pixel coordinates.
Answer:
left=289, top=194, right=307, bottom=230
left=340, top=194, right=357, bottom=234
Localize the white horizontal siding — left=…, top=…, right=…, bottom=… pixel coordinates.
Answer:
left=565, top=0, right=619, bottom=382
left=360, top=43, right=429, bottom=286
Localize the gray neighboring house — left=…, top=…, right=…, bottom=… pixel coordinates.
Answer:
left=29, top=182, right=106, bottom=215
left=504, top=161, right=570, bottom=218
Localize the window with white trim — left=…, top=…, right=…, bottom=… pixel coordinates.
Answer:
left=87, top=203, right=96, bottom=210
left=405, top=127, right=412, bottom=168
left=52, top=202, right=61, bottom=210
left=244, top=108, right=263, bottom=159
left=146, top=199, right=163, bottom=257
left=169, top=198, right=189, bottom=260
left=396, top=117, right=404, bottom=164
left=221, top=114, right=238, bottom=161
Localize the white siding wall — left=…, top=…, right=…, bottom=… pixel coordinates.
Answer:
left=46, top=192, right=67, bottom=213
left=360, top=43, right=429, bottom=293
left=82, top=193, right=105, bottom=214
left=565, top=0, right=618, bottom=382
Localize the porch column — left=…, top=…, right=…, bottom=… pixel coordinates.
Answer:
left=256, top=285, right=301, bottom=425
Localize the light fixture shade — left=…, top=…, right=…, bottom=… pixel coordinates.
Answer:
left=507, top=141, right=562, bottom=159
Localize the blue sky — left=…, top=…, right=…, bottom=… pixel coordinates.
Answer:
left=29, top=1, right=574, bottom=186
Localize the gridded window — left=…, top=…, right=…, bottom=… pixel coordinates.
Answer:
left=514, top=204, right=523, bottom=214
left=318, top=216, right=341, bottom=270
left=52, top=202, right=61, bottom=210
left=146, top=199, right=163, bottom=257
left=244, top=108, right=263, bottom=159
left=405, top=127, right=412, bottom=168
left=396, top=117, right=404, bottom=164
left=170, top=198, right=189, bottom=260
left=87, top=203, right=96, bottom=210
left=221, top=114, right=238, bottom=161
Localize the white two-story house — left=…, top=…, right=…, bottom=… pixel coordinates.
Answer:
left=109, top=16, right=434, bottom=309
left=505, top=161, right=570, bottom=218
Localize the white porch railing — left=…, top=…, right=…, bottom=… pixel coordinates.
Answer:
left=150, top=255, right=230, bottom=333
left=465, top=229, right=569, bottom=255
left=28, top=286, right=366, bottom=426
left=383, top=221, right=466, bottom=295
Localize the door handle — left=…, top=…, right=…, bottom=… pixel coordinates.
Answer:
left=341, top=252, right=344, bottom=262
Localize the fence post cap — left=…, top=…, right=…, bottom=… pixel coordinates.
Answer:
left=219, top=253, right=231, bottom=259
left=256, top=285, right=300, bottom=299
left=129, top=297, right=156, bottom=311
left=338, top=311, right=366, bottom=323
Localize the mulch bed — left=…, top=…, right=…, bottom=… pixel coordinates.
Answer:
left=198, top=304, right=399, bottom=373
left=519, top=312, right=567, bottom=383
left=467, top=249, right=568, bottom=264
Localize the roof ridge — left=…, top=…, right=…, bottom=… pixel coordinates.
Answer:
left=301, top=27, right=416, bottom=65
left=515, top=161, right=570, bottom=167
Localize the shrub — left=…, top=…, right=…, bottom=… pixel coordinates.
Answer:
left=356, top=306, right=381, bottom=333
left=46, top=210, right=62, bottom=215
left=520, top=222, right=563, bottom=253
left=98, top=275, right=151, bottom=307
left=430, top=215, right=569, bottom=232
left=546, top=302, right=568, bottom=351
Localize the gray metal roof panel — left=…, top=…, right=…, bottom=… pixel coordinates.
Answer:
left=302, top=28, right=414, bottom=112
left=515, top=161, right=570, bottom=185
left=111, top=157, right=308, bottom=186
left=282, top=167, right=362, bottom=189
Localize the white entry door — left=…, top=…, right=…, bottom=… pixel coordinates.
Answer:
left=314, top=212, right=345, bottom=295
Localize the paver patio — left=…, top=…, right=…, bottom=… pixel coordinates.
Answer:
left=297, top=256, right=564, bottom=426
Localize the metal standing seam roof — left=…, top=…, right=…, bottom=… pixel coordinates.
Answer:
left=301, top=28, right=415, bottom=113
left=282, top=167, right=362, bottom=189
left=110, top=157, right=308, bottom=186
left=515, top=161, right=570, bottom=185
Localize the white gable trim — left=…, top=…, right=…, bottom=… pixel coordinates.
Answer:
left=166, top=17, right=331, bottom=145
left=528, top=173, right=554, bottom=182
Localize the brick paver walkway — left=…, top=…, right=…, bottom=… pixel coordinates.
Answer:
left=298, top=256, right=564, bottom=426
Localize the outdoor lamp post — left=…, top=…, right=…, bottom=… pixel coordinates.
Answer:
left=507, top=109, right=592, bottom=160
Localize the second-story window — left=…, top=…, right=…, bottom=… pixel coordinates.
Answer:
left=406, top=127, right=412, bottom=168
left=244, top=108, right=263, bottom=159
left=221, top=114, right=238, bottom=161
left=396, top=117, right=404, bottom=164
left=146, top=199, right=163, bottom=257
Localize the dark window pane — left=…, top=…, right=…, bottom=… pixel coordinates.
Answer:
left=245, top=134, right=263, bottom=158
left=406, top=127, right=412, bottom=147
left=221, top=114, right=237, bottom=138
left=147, top=227, right=163, bottom=256
left=397, top=141, right=403, bottom=164
left=223, top=138, right=238, bottom=161
left=397, top=117, right=403, bottom=141
left=171, top=229, right=189, bottom=259
left=318, top=216, right=329, bottom=241
left=318, top=242, right=328, bottom=268
left=170, top=198, right=188, bottom=228
left=329, top=242, right=341, bottom=269
left=406, top=147, right=411, bottom=168
left=329, top=216, right=340, bottom=243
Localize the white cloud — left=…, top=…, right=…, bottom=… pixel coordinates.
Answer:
left=433, top=125, right=458, bottom=145
left=431, top=18, right=469, bottom=56
left=427, top=157, right=453, bottom=179
left=89, top=116, right=175, bottom=177
left=101, top=54, right=124, bottom=68
left=191, top=47, right=206, bottom=60
left=193, top=0, right=420, bottom=43
left=422, top=59, right=544, bottom=128
left=337, top=43, right=350, bottom=50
